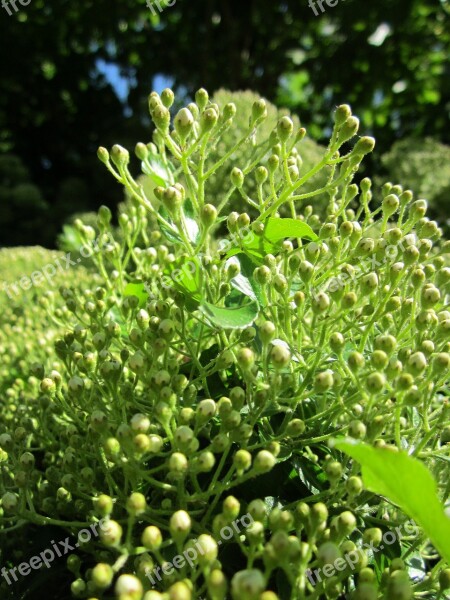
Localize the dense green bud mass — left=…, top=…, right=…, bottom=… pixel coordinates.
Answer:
left=0, top=87, right=445, bottom=600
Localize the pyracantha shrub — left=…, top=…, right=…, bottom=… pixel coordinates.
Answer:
left=1, top=88, right=450, bottom=600
left=379, top=137, right=450, bottom=228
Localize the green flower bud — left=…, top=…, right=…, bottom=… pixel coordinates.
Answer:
left=201, top=107, right=219, bottom=133
left=97, top=146, right=110, bottom=164
left=409, top=199, right=427, bottom=221
left=269, top=344, right=291, bottom=369
left=201, top=203, right=218, bottom=228
left=299, top=260, right=314, bottom=282
left=196, top=534, right=218, bottom=565
left=353, top=136, right=375, bottom=156
left=251, top=265, right=271, bottom=286
left=360, top=272, right=378, bottom=294
left=312, top=292, right=330, bottom=313
left=169, top=452, right=188, bottom=475
left=268, top=153, right=280, bottom=173
left=91, top=563, right=114, bottom=590
left=337, top=116, right=360, bottom=145
left=2, top=492, right=18, bottom=511
left=318, top=541, right=341, bottom=566
left=70, top=578, right=86, bottom=597
left=40, top=377, right=56, bottom=395
left=231, top=569, right=265, bottom=600
left=421, top=284, right=440, bottom=308
left=206, top=569, right=228, bottom=600
left=407, top=351, right=427, bottom=375
left=168, top=581, right=192, bottom=600
left=233, top=449, right=252, bottom=473
left=152, top=104, right=171, bottom=132
left=286, top=419, right=305, bottom=437
left=253, top=450, right=276, bottom=473
left=115, top=574, right=143, bottom=600
left=353, top=583, right=378, bottom=600
left=134, top=142, right=149, bottom=161
left=346, top=475, right=363, bottom=496
left=366, top=371, right=386, bottom=393
left=111, top=144, right=130, bottom=168
left=403, top=385, right=421, bottom=406
left=126, top=492, right=147, bottom=516
left=251, top=99, right=268, bottom=124
left=277, top=116, right=294, bottom=142
left=363, top=528, right=383, bottom=547
left=231, top=167, right=244, bottom=188
left=161, top=87, right=174, bottom=108
left=99, top=519, right=122, bottom=547
left=335, top=510, right=357, bottom=537
left=433, top=352, right=450, bottom=374
left=170, top=510, right=191, bottom=544
left=382, top=194, right=400, bottom=217
left=255, top=165, right=268, bottom=185
left=310, top=502, right=328, bottom=527
left=195, top=88, right=209, bottom=111
left=386, top=570, right=412, bottom=600
left=237, top=347, right=255, bottom=370
left=142, top=525, right=162, bottom=550
left=325, top=460, right=342, bottom=481
left=315, top=369, right=334, bottom=392
left=163, top=186, right=183, bottom=213
left=174, top=108, right=195, bottom=142
left=334, top=104, right=352, bottom=128
left=194, top=451, right=216, bottom=472
left=95, top=494, right=113, bottom=517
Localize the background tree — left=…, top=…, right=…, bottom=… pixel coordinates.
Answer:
left=0, top=0, right=448, bottom=246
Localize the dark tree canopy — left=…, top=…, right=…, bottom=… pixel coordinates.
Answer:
left=0, top=0, right=448, bottom=245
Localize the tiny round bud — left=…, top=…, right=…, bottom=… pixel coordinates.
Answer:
left=161, top=87, right=175, bottom=108
left=174, top=107, right=195, bottom=142
left=231, top=569, right=265, bottom=600
left=99, top=519, right=123, bottom=547
left=231, top=167, right=244, bottom=188
left=115, top=574, right=143, bottom=599
left=269, top=344, right=291, bottom=369
left=170, top=510, right=191, bottom=543
left=234, top=449, right=252, bottom=472
left=254, top=450, right=276, bottom=473
left=126, top=492, right=147, bottom=516
left=142, top=525, right=163, bottom=550
left=277, top=116, right=294, bottom=142
left=334, top=104, right=352, bottom=128
left=201, top=203, right=217, bottom=227
left=237, top=347, right=255, bottom=370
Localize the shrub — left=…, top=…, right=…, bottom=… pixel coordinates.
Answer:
left=0, top=88, right=449, bottom=600
left=379, top=137, right=450, bottom=226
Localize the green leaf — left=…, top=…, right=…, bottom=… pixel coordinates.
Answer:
left=200, top=300, right=259, bottom=329
left=168, top=256, right=203, bottom=301
left=141, top=153, right=174, bottom=186
left=123, top=282, right=148, bottom=307
left=226, top=217, right=317, bottom=261
left=334, top=439, right=450, bottom=564
left=157, top=199, right=200, bottom=245
left=182, top=198, right=200, bottom=244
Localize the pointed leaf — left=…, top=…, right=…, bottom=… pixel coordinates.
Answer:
left=334, top=439, right=450, bottom=564
left=200, top=300, right=259, bottom=329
